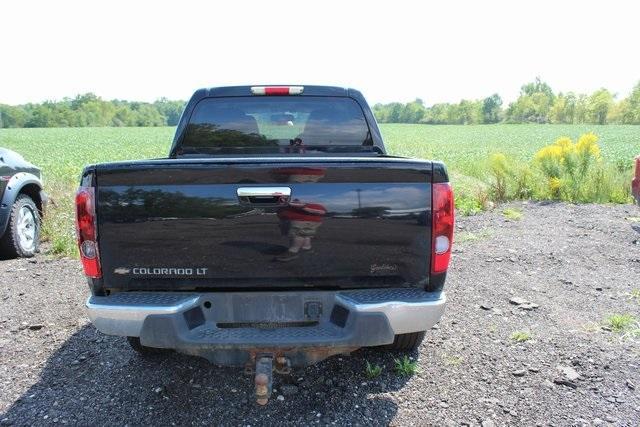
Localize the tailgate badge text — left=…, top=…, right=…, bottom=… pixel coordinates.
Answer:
left=114, top=267, right=208, bottom=276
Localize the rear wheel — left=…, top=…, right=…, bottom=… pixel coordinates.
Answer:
left=0, top=194, right=40, bottom=258
left=127, top=337, right=171, bottom=357
left=383, top=331, right=426, bottom=351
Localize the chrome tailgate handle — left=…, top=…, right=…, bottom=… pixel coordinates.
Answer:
left=237, top=187, right=291, bottom=204
left=237, top=187, right=291, bottom=198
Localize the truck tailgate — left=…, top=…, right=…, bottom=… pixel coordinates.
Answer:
left=95, top=157, right=433, bottom=291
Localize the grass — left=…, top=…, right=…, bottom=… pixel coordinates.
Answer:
left=502, top=208, right=523, bottom=220
left=1, top=124, right=638, bottom=256
left=510, top=331, right=532, bottom=342
left=393, top=355, right=418, bottom=376
left=364, top=361, right=383, bottom=379
left=604, top=313, right=637, bottom=332
left=630, top=289, right=640, bottom=302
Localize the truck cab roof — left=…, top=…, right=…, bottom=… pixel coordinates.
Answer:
left=200, top=85, right=354, bottom=98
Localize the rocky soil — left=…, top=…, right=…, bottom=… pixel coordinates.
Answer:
left=1, top=202, right=639, bottom=426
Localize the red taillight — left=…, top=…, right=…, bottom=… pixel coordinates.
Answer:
left=431, top=182, right=454, bottom=274
left=251, top=86, right=304, bottom=95
left=75, top=187, right=101, bottom=278
left=264, top=87, right=290, bottom=95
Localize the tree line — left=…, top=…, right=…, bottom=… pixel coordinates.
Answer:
left=1, top=78, right=640, bottom=128
left=373, top=78, right=640, bottom=125
left=0, top=93, right=185, bottom=128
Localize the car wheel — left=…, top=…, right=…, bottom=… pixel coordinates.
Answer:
left=0, top=194, right=40, bottom=258
left=382, top=331, right=426, bottom=351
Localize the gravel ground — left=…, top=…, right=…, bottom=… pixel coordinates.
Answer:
left=1, top=202, right=639, bottom=426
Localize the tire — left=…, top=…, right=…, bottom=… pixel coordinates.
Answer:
left=383, top=331, right=426, bottom=351
left=0, top=194, right=40, bottom=258
left=127, top=337, right=171, bottom=357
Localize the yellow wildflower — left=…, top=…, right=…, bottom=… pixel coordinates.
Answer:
left=576, top=132, right=600, bottom=159
left=549, top=177, right=562, bottom=192
left=554, top=137, right=572, bottom=149
left=489, top=153, right=509, bottom=175
left=553, top=137, right=575, bottom=157
left=535, top=145, right=563, bottom=162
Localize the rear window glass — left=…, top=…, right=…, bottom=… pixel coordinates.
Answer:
left=180, top=96, right=374, bottom=155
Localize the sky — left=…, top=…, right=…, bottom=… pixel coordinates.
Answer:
left=1, top=0, right=639, bottom=106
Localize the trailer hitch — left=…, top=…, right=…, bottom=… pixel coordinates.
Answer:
left=254, top=356, right=274, bottom=405
left=250, top=354, right=293, bottom=405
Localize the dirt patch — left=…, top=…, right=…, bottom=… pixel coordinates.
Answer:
left=1, top=202, right=639, bottom=425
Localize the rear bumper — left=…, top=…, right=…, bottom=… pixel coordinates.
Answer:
left=86, top=289, right=445, bottom=365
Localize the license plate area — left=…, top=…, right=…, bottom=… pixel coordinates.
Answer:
left=215, top=294, right=324, bottom=323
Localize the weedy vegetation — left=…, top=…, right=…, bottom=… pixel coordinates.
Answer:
left=510, top=331, right=532, bottom=342
left=364, top=361, right=383, bottom=379
left=1, top=124, right=638, bottom=256
left=394, top=355, right=418, bottom=376
left=502, top=208, right=523, bottom=220
left=385, top=125, right=636, bottom=213
left=604, top=314, right=637, bottom=333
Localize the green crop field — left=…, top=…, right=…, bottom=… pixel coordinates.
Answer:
left=384, top=123, right=639, bottom=172
left=1, top=124, right=638, bottom=255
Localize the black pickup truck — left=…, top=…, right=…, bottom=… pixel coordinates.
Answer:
left=79, top=85, right=453, bottom=404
